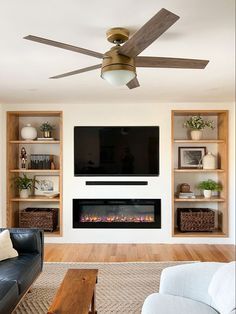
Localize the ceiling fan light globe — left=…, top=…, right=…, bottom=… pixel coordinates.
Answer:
left=102, top=70, right=136, bottom=86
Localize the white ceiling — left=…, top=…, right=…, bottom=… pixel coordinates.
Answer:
left=0, top=0, right=235, bottom=104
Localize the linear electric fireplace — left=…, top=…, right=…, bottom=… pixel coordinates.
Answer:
left=73, top=199, right=161, bottom=228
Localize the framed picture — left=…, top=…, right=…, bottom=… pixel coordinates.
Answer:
left=178, top=147, right=206, bottom=169
left=34, top=175, right=59, bottom=196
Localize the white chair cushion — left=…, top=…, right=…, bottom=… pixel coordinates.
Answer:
left=208, top=261, right=236, bottom=314
left=141, top=293, right=218, bottom=314
left=0, top=229, right=18, bottom=261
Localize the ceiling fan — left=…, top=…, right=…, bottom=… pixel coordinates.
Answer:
left=24, top=8, right=209, bottom=89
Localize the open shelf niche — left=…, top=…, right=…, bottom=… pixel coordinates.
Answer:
left=171, top=110, right=228, bottom=237
left=7, top=111, right=63, bottom=237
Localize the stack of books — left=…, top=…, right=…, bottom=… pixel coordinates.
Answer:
left=178, top=192, right=196, bottom=199
left=30, top=154, right=53, bottom=169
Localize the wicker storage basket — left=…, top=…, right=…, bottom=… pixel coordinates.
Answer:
left=19, top=208, right=58, bottom=231
left=177, top=208, right=215, bottom=232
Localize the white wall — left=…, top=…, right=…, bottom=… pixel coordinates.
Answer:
left=1, top=102, right=235, bottom=244
left=0, top=104, right=3, bottom=227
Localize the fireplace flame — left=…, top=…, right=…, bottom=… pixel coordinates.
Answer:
left=80, top=215, right=154, bottom=223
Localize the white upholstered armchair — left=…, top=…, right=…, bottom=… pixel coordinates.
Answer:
left=142, top=262, right=235, bottom=314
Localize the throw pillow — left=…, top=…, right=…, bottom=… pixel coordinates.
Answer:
left=208, top=261, right=236, bottom=314
left=0, top=229, right=18, bottom=261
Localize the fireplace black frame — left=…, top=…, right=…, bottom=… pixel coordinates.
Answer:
left=73, top=199, right=161, bottom=229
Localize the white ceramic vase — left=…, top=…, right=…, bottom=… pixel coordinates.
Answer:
left=203, top=189, right=212, bottom=198
left=21, top=124, right=37, bottom=140
left=19, top=189, right=29, bottom=199
left=190, top=130, right=203, bottom=140
left=203, top=152, right=216, bottom=169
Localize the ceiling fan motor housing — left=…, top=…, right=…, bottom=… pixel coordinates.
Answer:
left=106, top=28, right=130, bottom=44
left=101, top=46, right=136, bottom=76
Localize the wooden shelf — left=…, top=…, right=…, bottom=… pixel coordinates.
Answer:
left=171, top=110, right=228, bottom=238
left=174, top=168, right=225, bottom=173
left=9, top=140, right=60, bottom=144
left=174, top=139, right=225, bottom=143
left=10, top=169, right=60, bottom=173
left=174, top=196, right=225, bottom=202
left=45, top=230, right=62, bottom=237
left=173, top=228, right=227, bottom=238
left=11, top=196, right=60, bottom=202
left=7, top=111, right=63, bottom=237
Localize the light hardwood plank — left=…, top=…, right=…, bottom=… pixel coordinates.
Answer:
left=44, top=244, right=235, bottom=263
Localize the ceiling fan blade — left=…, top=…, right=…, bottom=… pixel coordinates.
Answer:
left=136, top=56, right=209, bottom=69
left=126, top=77, right=140, bottom=89
left=24, top=35, right=103, bottom=59
left=118, top=8, right=179, bottom=58
left=50, top=64, right=102, bottom=79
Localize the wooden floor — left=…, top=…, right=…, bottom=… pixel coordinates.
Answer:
left=45, top=244, right=235, bottom=262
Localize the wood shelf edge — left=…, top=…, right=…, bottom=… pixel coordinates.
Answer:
left=173, top=229, right=227, bottom=238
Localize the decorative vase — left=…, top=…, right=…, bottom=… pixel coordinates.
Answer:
left=19, top=189, right=29, bottom=199
left=203, top=190, right=212, bottom=198
left=21, top=124, right=37, bottom=140
left=42, top=130, right=52, bottom=138
left=190, top=130, right=203, bottom=140
left=203, top=152, right=216, bottom=169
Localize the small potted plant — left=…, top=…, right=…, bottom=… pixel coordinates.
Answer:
left=197, top=179, right=222, bottom=198
left=183, top=115, right=214, bottom=140
left=13, top=174, right=38, bottom=198
left=39, top=122, right=55, bottom=138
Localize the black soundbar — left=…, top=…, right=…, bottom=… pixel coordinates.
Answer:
left=86, top=181, right=148, bottom=186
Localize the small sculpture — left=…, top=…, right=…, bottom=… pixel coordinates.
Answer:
left=20, top=147, right=27, bottom=169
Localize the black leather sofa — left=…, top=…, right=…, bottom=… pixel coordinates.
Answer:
left=0, top=228, right=44, bottom=314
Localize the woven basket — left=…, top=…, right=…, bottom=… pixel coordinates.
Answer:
left=177, top=208, right=215, bottom=232
left=19, top=208, right=58, bottom=232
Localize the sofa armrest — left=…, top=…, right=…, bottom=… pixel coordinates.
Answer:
left=0, top=228, right=44, bottom=268
left=159, top=262, right=224, bottom=306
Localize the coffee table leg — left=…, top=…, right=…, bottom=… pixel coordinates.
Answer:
left=89, top=286, right=97, bottom=314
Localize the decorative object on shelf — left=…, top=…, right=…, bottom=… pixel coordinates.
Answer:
left=178, top=146, right=206, bottom=168
left=34, top=175, right=59, bottom=196
left=19, top=208, right=58, bottom=231
left=180, top=183, right=190, bottom=193
left=197, top=179, right=222, bottom=198
left=13, top=174, right=38, bottom=199
left=20, top=124, right=37, bottom=140
left=202, top=152, right=217, bottom=169
left=177, top=208, right=215, bottom=232
left=178, top=183, right=195, bottom=198
left=30, top=154, right=54, bottom=169
left=183, top=115, right=214, bottom=140
left=39, top=122, right=55, bottom=138
left=20, top=147, right=27, bottom=169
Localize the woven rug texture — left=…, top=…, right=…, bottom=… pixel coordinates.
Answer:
left=13, top=261, right=189, bottom=314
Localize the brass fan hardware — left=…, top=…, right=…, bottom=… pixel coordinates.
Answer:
left=24, top=8, right=209, bottom=89
left=106, top=28, right=130, bottom=45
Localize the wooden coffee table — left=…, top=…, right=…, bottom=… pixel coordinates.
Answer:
left=47, top=269, right=98, bottom=314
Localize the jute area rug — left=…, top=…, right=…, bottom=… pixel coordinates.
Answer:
left=14, top=261, right=190, bottom=314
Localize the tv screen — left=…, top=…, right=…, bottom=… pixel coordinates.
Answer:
left=74, top=126, right=159, bottom=176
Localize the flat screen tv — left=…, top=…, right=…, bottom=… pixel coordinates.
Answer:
left=74, top=126, right=159, bottom=176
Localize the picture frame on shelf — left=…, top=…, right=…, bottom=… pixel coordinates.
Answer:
left=178, top=146, right=206, bottom=169
left=34, top=175, right=59, bottom=197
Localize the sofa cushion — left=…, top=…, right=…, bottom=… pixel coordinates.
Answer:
left=0, top=253, right=41, bottom=294
left=208, top=261, right=236, bottom=314
left=0, top=279, right=19, bottom=314
left=0, top=230, right=18, bottom=261
left=141, top=293, right=219, bottom=314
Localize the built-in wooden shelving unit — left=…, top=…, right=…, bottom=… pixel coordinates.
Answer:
left=171, top=110, right=228, bottom=238
left=6, top=111, right=63, bottom=237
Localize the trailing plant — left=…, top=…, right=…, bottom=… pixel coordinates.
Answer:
left=197, top=179, right=222, bottom=191
left=39, top=122, right=55, bottom=132
left=184, top=116, right=214, bottom=130
left=13, top=174, right=38, bottom=191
